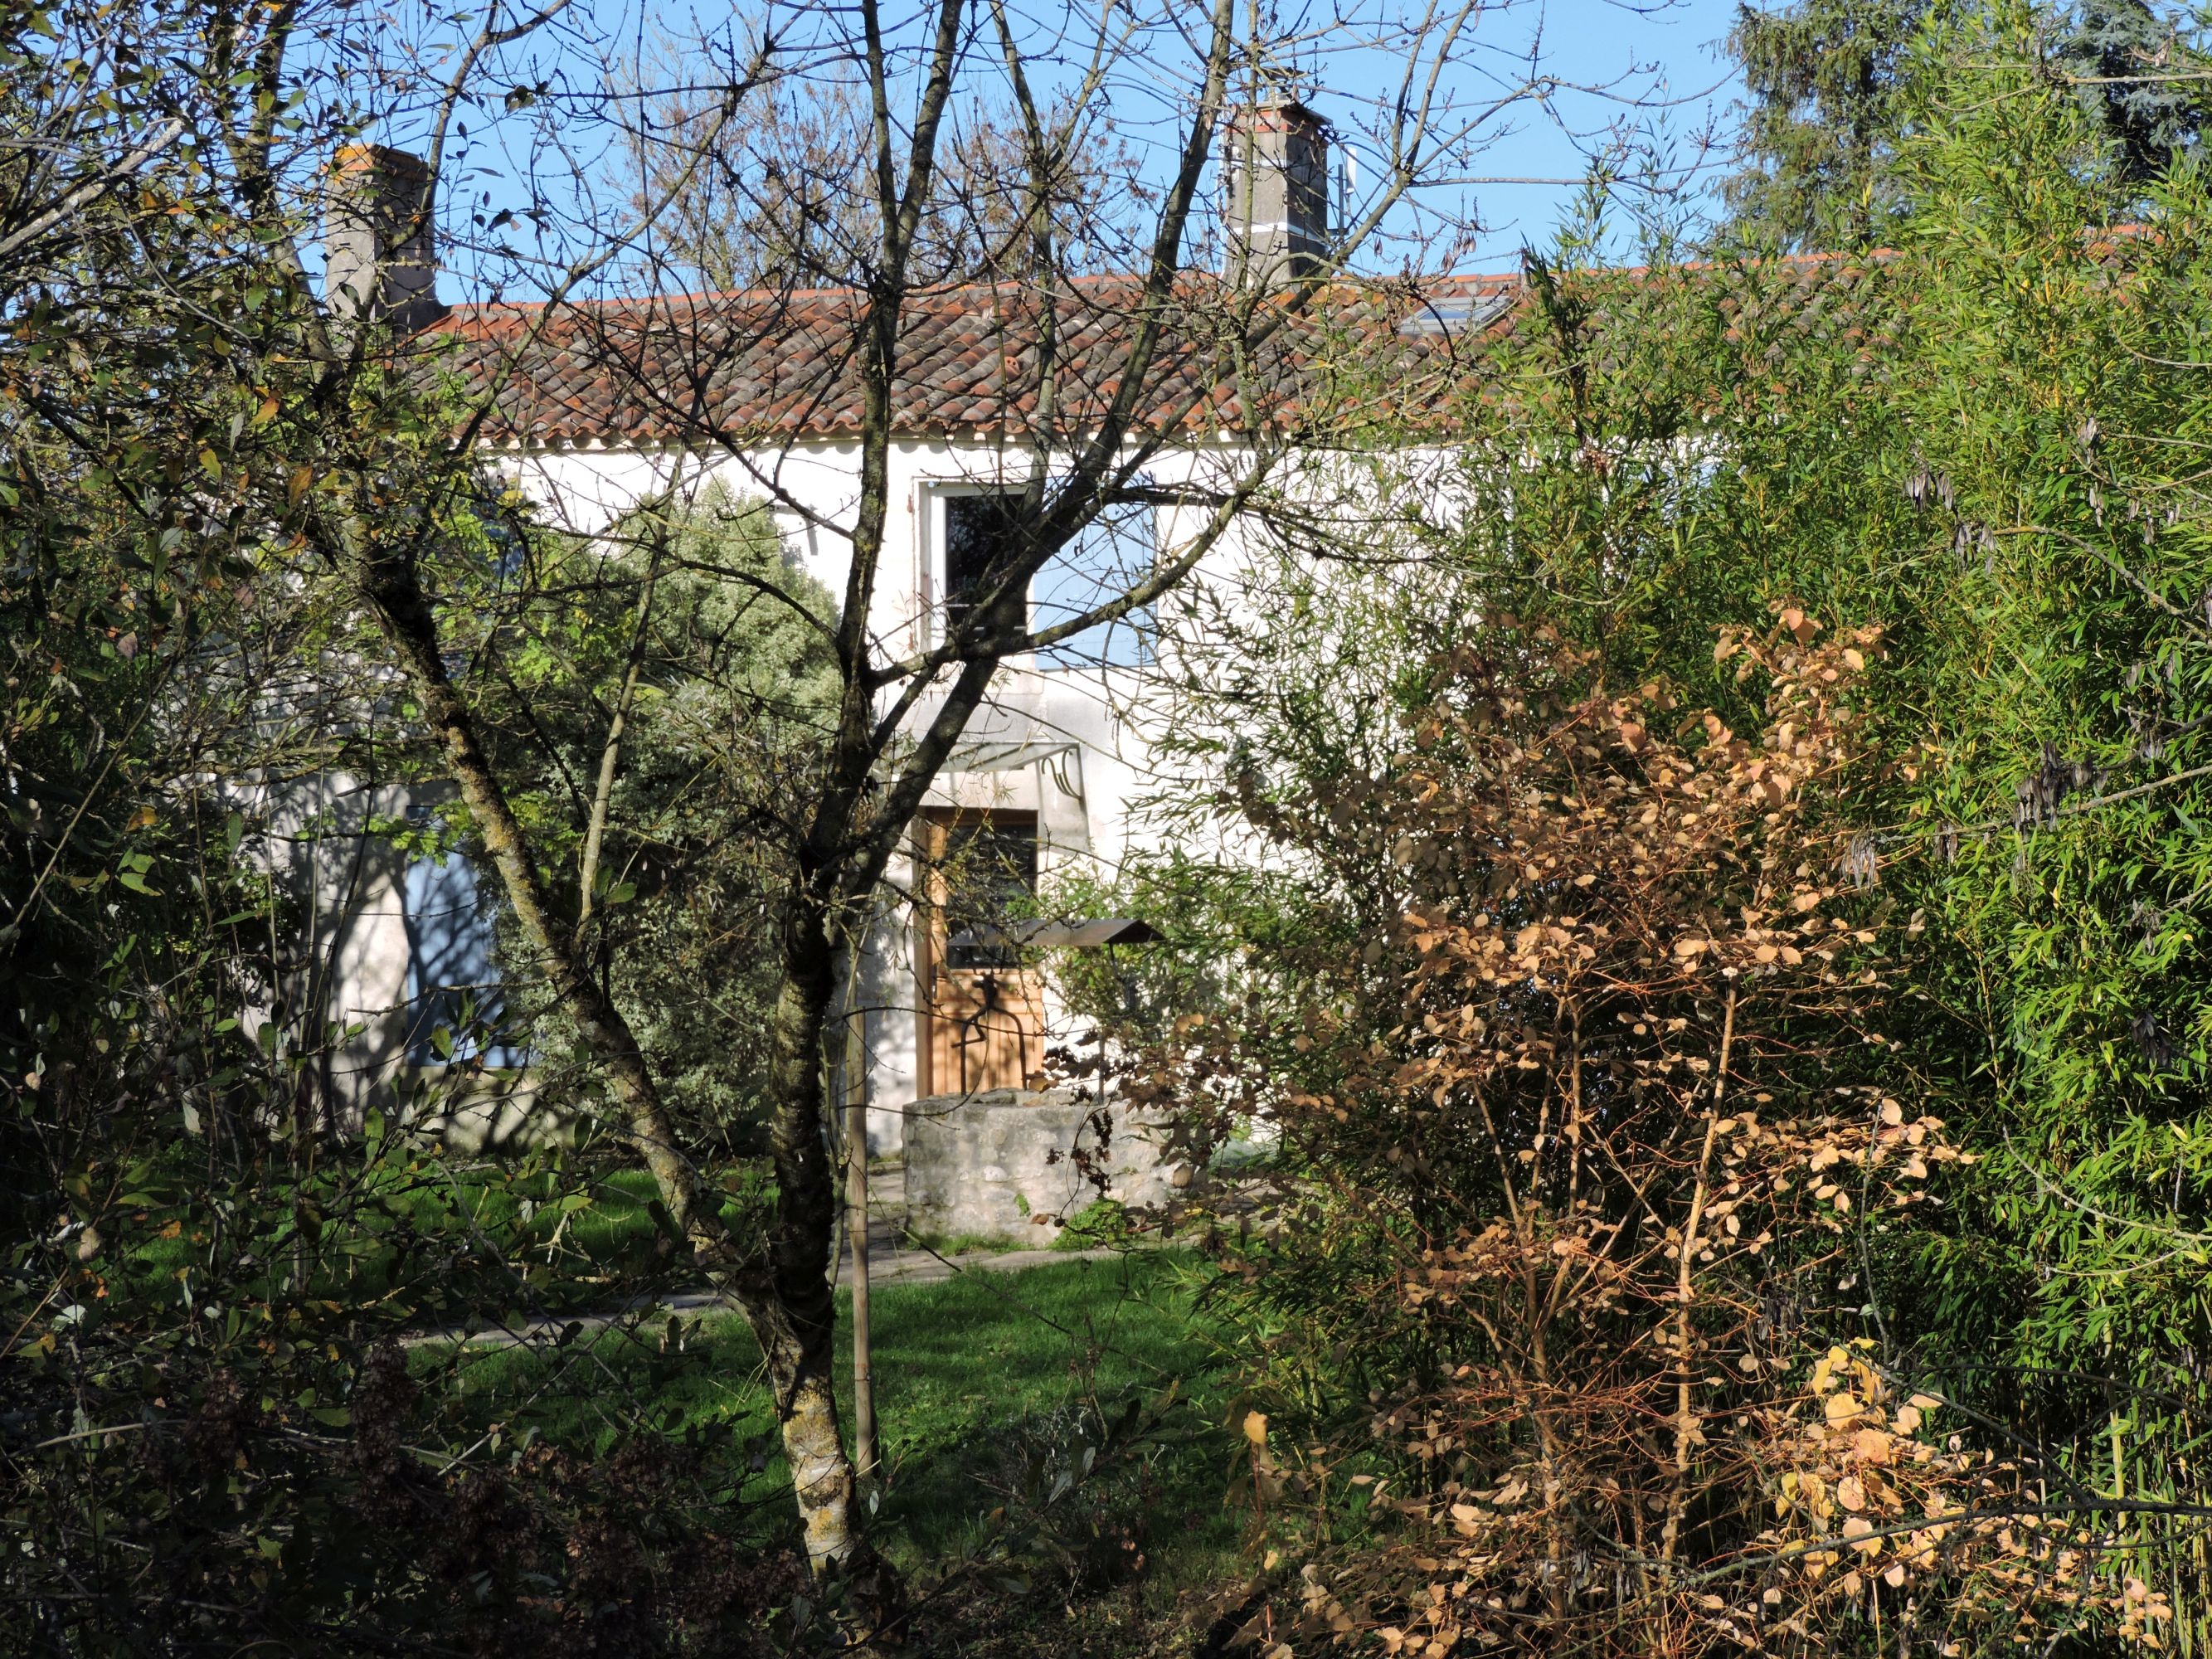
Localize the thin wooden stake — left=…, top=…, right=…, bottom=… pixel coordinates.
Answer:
left=846, top=1012, right=880, bottom=1485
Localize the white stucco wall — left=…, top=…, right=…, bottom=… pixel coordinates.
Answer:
left=479, top=432, right=1281, bottom=1146
left=288, top=424, right=1411, bottom=1151
left=256, top=772, right=417, bottom=1126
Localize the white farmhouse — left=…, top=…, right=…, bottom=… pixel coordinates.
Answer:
left=303, top=115, right=1510, bottom=1160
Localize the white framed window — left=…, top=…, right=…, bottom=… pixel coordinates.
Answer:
left=916, top=477, right=1156, bottom=668
left=917, top=482, right=1021, bottom=649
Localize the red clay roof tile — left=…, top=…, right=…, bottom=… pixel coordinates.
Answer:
left=420, top=272, right=1525, bottom=448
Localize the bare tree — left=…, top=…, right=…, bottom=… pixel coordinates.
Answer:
left=352, top=0, right=1637, bottom=1616
left=619, top=63, right=1147, bottom=294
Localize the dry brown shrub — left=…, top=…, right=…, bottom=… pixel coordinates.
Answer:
left=1144, top=613, right=2172, bottom=1656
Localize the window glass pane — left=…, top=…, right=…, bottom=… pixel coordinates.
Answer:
left=401, top=827, right=518, bottom=1066
left=941, top=819, right=1038, bottom=971
left=941, top=493, right=1023, bottom=637
left=1033, top=485, right=1156, bottom=669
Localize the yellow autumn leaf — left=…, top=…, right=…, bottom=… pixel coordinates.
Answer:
left=1242, top=1410, right=1268, bottom=1446
left=1826, top=1390, right=1864, bottom=1425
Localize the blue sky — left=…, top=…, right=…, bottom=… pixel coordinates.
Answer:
left=354, top=0, right=1756, bottom=296
left=1437, top=0, right=1750, bottom=265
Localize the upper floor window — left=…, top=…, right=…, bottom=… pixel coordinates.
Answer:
left=929, top=481, right=1156, bottom=669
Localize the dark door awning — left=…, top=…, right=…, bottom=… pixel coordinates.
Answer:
left=1014, top=916, right=1161, bottom=948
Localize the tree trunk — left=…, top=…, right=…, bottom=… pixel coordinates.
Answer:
left=341, top=510, right=886, bottom=1596
left=761, top=916, right=874, bottom=1573
left=758, top=1310, right=859, bottom=1563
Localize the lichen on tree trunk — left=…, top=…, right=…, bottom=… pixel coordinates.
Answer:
left=342, top=508, right=881, bottom=1585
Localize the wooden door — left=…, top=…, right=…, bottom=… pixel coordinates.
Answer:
left=916, top=810, right=1047, bottom=1097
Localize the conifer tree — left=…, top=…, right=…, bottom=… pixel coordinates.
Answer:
left=2055, top=0, right=2211, bottom=182
left=1728, top=0, right=2210, bottom=247
left=1724, top=0, right=1931, bottom=248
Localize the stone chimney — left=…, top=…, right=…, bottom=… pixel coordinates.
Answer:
left=1223, top=96, right=1330, bottom=285
left=323, top=144, right=445, bottom=329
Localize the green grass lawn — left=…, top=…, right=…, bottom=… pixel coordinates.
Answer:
left=86, top=1133, right=1252, bottom=1652
left=416, top=1251, right=1245, bottom=1584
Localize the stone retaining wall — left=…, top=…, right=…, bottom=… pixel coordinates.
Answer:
left=902, top=1088, right=1186, bottom=1243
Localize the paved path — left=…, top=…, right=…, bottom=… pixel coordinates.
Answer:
left=405, top=1165, right=1123, bottom=1350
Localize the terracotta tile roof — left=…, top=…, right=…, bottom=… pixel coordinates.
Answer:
left=420, top=271, right=1526, bottom=449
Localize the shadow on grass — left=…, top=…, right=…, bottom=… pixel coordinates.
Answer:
left=416, top=1252, right=1242, bottom=1586
left=119, top=1153, right=685, bottom=1326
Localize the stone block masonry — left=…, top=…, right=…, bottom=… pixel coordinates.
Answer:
left=902, top=1088, right=1185, bottom=1243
